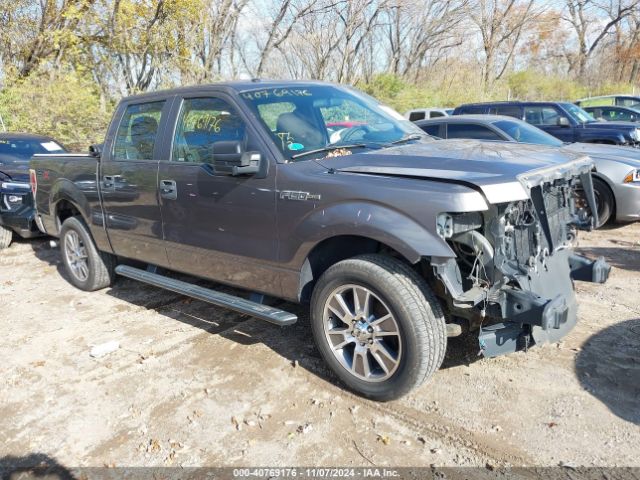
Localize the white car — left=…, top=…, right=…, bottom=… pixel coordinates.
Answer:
left=404, top=108, right=454, bottom=122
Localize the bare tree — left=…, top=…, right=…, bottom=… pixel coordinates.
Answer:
left=467, top=0, right=540, bottom=89
left=252, top=0, right=339, bottom=78
left=385, top=0, right=468, bottom=81
left=564, top=0, right=640, bottom=78
left=187, top=0, right=248, bottom=82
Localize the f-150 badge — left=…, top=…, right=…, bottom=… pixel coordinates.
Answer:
left=280, top=191, right=322, bottom=201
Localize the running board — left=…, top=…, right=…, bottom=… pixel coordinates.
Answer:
left=114, top=265, right=297, bottom=326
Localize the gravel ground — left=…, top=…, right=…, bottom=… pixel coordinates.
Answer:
left=0, top=223, right=638, bottom=472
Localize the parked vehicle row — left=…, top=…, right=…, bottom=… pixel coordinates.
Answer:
left=453, top=101, right=640, bottom=146
left=26, top=80, right=610, bottom=400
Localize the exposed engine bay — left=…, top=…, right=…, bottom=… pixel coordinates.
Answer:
left=430, top=169, right=611, bottom=357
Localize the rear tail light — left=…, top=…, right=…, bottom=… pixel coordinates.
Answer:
left=29, top=168, right=37, bottom=196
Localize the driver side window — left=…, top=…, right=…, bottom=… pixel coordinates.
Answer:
left=524, top=106, right=566, bottom=126
left=172, top=97, right=246, bottom=163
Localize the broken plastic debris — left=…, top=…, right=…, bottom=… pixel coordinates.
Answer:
left=90, top=340, right=120, bottom=358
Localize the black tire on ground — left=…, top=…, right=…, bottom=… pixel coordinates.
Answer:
left=593, top=177, right=615, bottom=227
left=60, top=216, right=116, bottom=291
left=0, top=225, right=12, bottom=250
left=310, top=254, right=447, bottom=401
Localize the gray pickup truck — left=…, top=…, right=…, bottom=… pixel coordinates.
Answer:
left=30, top=81, right=610, bottom=400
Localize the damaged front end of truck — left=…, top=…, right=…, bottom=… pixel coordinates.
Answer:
left=430, top=157, right=611, bottom=357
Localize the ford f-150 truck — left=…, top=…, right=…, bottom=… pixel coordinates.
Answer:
left=30, top=81, right=610, bottom=400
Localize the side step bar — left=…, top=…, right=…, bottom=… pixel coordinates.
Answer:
left=115, top=265, right=298, bottom=326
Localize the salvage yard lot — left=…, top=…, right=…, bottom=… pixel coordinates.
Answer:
left=1, top=224, right=639, bottom=469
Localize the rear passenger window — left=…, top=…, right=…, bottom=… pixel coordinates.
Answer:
left=447, top=124, right=502, bottom=140
left=408, top=111, right=426, bottom=121
left=172, top=97, right=247, bottom=163
left=494, top=106, right=522, bottom=118
left=113, top=101, right=165, bottom=160
left=429, top=111, right=445, bottom=118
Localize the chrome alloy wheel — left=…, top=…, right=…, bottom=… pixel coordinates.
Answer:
left=64, top=230, right=89, bottom=282
left=323, top=284, right=402, bottom=382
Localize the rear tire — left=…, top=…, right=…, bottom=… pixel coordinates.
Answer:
left=310, top=254, right=447, bottom=401
left=593, top=177, right=614, bottom=227
left=60, top=216, right=115, bottom=291
left=0, top=225, right=12, bottom=250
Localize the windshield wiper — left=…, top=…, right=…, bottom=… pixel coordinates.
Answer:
left=291, top=144, right=367, bottom=159
left=389, top=134, right=425, bottom=145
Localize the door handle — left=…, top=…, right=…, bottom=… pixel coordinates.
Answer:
left=160, top=179, right=177, bottom=200
left=103, top=175, right=114, bottom=189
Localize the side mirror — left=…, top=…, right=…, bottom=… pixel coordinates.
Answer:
left=89, top=143, right=103, bottom=158
left=557, top=117, right=570, bottom=127
left=211, top=140, right=261, bottom=176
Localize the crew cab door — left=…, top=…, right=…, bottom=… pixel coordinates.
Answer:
left=157, top=94, right=279, bottom=293
left=523, top=105, right=575, bottom=142
left=100, top=99, right=172, bottom=266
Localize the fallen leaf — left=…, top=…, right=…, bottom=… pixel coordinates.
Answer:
left=147, top=439, right=161, bottom=453
left=231, top=416, right=242, bottom=431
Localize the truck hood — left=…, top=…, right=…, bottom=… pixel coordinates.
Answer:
left=562, top=142, right=640, bottom=168
left=316, top=139, right=594, bottom=204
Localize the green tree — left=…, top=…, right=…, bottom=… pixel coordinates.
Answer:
left=0, top=68, right=112, bottom=150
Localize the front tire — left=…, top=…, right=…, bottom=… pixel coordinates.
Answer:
left=310, top=254, right=446, bottom=401
left=60, top=216, right=115, bottom=291
left=593, top=177, right=614, bottom=227
left=0, top=225, right=12, bottom=250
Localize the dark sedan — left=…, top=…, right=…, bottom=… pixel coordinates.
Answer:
left=583, top=105, right=640, bottom=123
left=0, top=133, right=67, bottom=248
left=415, top=115, right=640, bottom=227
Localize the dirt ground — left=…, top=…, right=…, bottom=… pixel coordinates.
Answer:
left=0, top=223, right=639, bottom=471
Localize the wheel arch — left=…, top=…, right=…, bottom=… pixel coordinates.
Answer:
left=297, top=234, right=449, bottom=303
left=288, top=202, right=456, bottom=302
left=49, top=179, right=92, bottom=234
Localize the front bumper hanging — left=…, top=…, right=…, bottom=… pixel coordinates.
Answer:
left=479, top=253, right=611, bottom=358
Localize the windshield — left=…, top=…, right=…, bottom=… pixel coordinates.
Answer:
left=493, top=120, right=563, bottom=147
left=562, top=103, right=597, bottom=124
left=238, top=85, right=428, bottom=161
